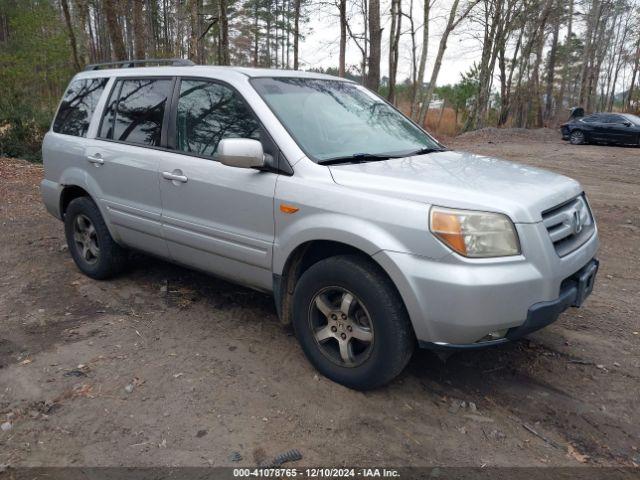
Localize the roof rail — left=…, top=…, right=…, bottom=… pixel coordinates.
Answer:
left=84, top=58, right=196, bottom=71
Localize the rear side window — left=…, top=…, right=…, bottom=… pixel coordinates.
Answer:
left=99, top=78, right=173, bottom=147
left=53, top=78, right=108, bottom=137
left=175, top=79, right=261, bottom=157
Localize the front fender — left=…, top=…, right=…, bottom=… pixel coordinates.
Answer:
left=274, top=213, right=398, bottom=274
left=273, top=210, right=450, bottom=275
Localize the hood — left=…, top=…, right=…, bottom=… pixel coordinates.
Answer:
left=328, top=150, right=582, bottom=223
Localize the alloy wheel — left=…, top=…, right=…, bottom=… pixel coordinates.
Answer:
left=73, top=214, right=100, bottom=264
left=570, top=130, right=585, bottom=145
left=308, top=287, right=374, bottom=367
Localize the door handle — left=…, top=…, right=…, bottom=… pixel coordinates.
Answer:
left=162, top=171, right=188, bottom=183
left=87, top=154, right=104, bottom=165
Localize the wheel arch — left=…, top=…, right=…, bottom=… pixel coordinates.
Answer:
left=274, top=240, right=410, bottom=329
left=57, top=169, right=120, bottom=241
left=60, top=185, right=92, bottom=218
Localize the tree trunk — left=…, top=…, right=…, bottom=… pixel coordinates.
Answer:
left=411, top=0, right=430, bottom=120
left=419, top=0, right=477, bottom=124
left=498, top=26, right=522, bottom=126
left=387, top=0, right=401, bottom=103
left=339, top=0, right=347, bottom=76
left=103, top=0, right=126, bottom=60
left=626, top=36, right=640, bottom=112
left=578, top=0, right=602, bottom=108
left=293, top=0, right=300, bottom=69
left=220, top=0, right=230, bottom=64
left=365, top=0, right=381, bottom=91
left=254, top=1, right=260, bottom=67
left=61, top=0, right=81, bottom=70
left=556, top=0, right=573, bottom=116
left=133, top=0, right=146, bottom=60
left=544, top=0, right=560, bottom=123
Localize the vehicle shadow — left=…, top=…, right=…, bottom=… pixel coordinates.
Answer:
left=125, top=251, right=278, bottom=316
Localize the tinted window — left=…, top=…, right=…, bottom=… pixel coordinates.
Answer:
left=99, top=78, right=172, bottom=146
left=53, top=78, right=108, bottom=137
left=605, top=115, right=625, bottom=124
left=175, top=79, right=261, bottom=157
left=581, top=115, right=601, bottom=123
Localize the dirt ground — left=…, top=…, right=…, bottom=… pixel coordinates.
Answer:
left=0, top=129, right=638, bottom=468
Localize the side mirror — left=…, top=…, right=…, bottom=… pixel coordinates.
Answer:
left=623, top=121, right=632, bottom=127
left=216, top=138, right=265, bottom=169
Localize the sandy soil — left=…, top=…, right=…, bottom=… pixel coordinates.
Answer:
left=0, top=130, right=638, bottom=468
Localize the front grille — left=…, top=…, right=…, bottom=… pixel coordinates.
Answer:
left=542, top=195, right=595, bottom=257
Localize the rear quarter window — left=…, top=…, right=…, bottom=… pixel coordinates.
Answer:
left=53, top=78, right=108, bottom=137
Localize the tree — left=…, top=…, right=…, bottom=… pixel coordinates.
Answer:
left=60, top=0, right=81, bottom=70
left=410, top=0, right=431, bottom=119
left=418, top=0, right=479, bottom=124
left=132, top=0, right=146, bottom=59
left=103, top=0, right=126, bottom=60
left=387, top=0, right=402, bottom=102
left=338, top=0, right=346, bottom=76
left=365, top=0, right=381, bottom=91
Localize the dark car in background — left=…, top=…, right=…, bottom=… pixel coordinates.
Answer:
left=561, top=112, right=640, bottom=146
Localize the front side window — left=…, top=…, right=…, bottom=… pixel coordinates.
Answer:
left=53, top=78, right=108, bottom=137
left=99, top=78, right=172, bottom=146
left=604, top=115, right=624, bottom=124
left=581, top=115, right=600, bottom=123
left=175, top=79, right=261, bottom=157
left=251, top=77, right=440, bottom=162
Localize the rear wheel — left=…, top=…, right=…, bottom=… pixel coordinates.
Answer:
left=292, top=255, right=415, bottom=390
left=64, top=197, right=127, bottom=279
left=570, top=130, right=586, bottom=145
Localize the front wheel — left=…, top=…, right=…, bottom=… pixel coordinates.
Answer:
left=570, top=130, right=586, bottom=145
left=292, top=255, right=415, bottom=390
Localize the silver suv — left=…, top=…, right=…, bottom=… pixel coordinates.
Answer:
left=41, top=60, right=599, bottom=390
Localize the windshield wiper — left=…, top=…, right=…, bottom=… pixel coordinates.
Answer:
left=319, top=147, right=445, bottom=165
left=318, top=153, right=395, bottom=165
left=402, top=147, right=446, bottom=156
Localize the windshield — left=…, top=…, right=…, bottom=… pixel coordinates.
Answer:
left=251, top=77, right=441, bottom=162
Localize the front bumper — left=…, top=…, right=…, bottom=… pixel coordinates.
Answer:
left=418, top=258, right=599, bottom=350
left=373, top=222, right=599, bottom=346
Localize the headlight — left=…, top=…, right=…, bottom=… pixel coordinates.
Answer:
left=429, top=207, right=520, bottom=258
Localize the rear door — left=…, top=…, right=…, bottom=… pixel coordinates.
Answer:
left=90, top=77, right=174, bottom=256
left=158, top=78, right=278, bottom=291
left=46, top=76, right=110, bottom=199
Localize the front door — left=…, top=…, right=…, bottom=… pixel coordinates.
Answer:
left=159, top=78, right=277, bottom=291
left=606, top=115, right=637, bottom=144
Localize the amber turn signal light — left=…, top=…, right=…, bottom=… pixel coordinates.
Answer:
left=430, top=211, right=467, bottom=256
left=280, top=204, right=299, bottom=214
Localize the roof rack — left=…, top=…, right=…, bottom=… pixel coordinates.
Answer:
left=84, top=58, right=195, bottom=71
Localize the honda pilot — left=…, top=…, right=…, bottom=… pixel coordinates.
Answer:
left=41, top=60, right=599, bottom=390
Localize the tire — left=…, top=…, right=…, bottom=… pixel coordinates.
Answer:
left=569, top=130, right=586, bottom=145
left=292, top=254, right=415, bottom=390
left=64, top=196, right=127, bottom=280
